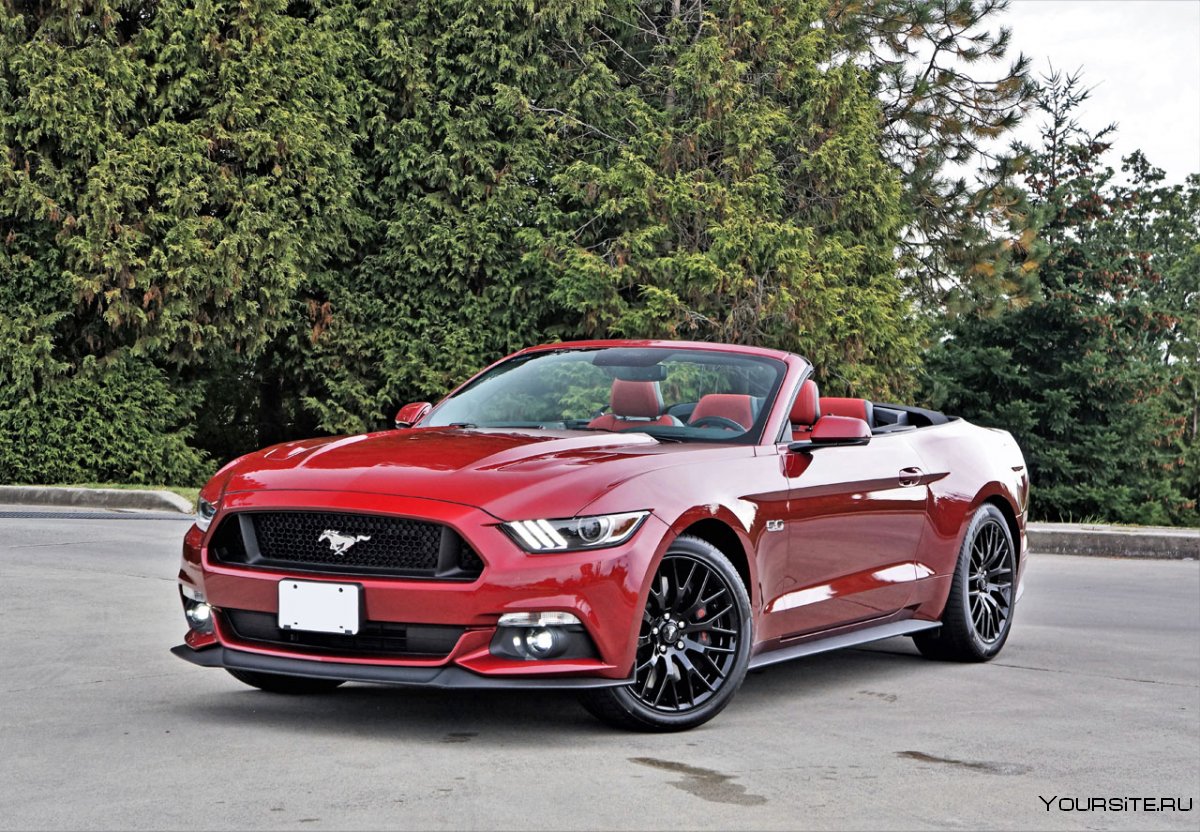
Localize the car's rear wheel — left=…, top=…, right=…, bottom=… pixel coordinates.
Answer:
left=226, top=669, right=345, bottom=694
left=579, top=535, right=753, bottom=731
left=914, top=503, right=1017, bottom=662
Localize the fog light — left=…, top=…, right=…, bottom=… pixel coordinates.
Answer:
left=186, top=602, right=212, bottom=625
left=524, top=627, right=561, bottom=658
left=180, top=585, right=214, bottom=634
left=490, top=611, right=597, bottom=662
left=184, top=600, right=214, bottom=633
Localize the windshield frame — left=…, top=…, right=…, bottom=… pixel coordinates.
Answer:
left=424, top=345, right=790, bottom=446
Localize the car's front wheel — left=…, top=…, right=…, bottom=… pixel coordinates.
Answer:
left=914, top=503, right=1017, bottom=662
left=226, top=669, right=345, bottom=694
left=579, top=535, right=753, bottom=731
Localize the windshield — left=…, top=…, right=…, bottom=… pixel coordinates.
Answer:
left=426, top=347, right=786, bottom=443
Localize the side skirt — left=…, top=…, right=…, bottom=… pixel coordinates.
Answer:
left=748, top=619, right=940, bottom=670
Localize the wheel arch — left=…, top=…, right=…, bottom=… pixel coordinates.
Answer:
left=681, top=516, right=753, bottom=600
left=980, top=492, right=1022, bottom=569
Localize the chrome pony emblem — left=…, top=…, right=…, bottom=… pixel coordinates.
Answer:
left=319, top=529, right=371, bottom=555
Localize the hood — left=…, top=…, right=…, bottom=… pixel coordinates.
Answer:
left=221, top=427, right=737, bottom=519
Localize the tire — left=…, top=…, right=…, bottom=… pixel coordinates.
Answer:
left=579, top=535, right=753, bottom=731
left=914, top=503, right=1017, bottom=662
left=226, top=668, right=345, bottom=695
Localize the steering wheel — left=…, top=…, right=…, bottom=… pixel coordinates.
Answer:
left=689, top=415, right=746, bottom=432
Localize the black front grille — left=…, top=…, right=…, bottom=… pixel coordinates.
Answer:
left=222, top=609, right=464, bottom=658
left=209, top=511, right=484, bottom=580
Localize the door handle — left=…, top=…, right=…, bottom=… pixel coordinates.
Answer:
left=898, top=467, right=924, bottom=487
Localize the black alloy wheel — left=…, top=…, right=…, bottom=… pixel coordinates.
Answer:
left=914, top=503, right=1018, bottom=662
left=968, top=517, right=1015, bottom=644
left=580, top=535, right=753, bottom=731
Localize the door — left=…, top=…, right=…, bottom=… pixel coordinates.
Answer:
left=762, top=433, right=930, bottom=639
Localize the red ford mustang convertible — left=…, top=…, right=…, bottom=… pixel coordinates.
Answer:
left=173, top=340, right=1029, bottom=730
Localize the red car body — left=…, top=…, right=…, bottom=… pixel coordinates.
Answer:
left=174, top=339, right=1029, bottom=713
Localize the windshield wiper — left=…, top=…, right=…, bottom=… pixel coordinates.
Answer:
left=448, top=422, right=478, bottom=429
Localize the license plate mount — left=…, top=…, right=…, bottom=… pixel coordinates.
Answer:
left=278, top=580, right=361, bottom=635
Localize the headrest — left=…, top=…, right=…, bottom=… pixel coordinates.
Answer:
left=790, top=379, right=820, bottom=426
left=820, top=397, right=873, bottom=426
left=689, top=394, right=755, bottom=431
left=611, top=379, right=664, bottom=419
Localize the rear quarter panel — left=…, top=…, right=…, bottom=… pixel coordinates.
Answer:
left=906, top=418, right=1029, bottom=619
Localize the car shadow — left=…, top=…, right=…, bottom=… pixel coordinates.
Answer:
left=172, top=638, right=928, bottom=740
left=178, top=685, right=603, bottom=741
left=736, top=638, right=924, bottom=706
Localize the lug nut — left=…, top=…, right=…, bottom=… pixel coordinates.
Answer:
left=676, top=640, right=684, bottom=649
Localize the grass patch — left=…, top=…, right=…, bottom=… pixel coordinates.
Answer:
left=48, top=482, right=201, bottom=510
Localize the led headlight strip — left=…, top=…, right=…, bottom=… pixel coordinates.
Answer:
left=502, top=511, right=649, bottom=553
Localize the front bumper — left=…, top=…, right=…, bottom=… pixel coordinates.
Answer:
left=170, top=644, right=632, bottom=689
left=176, top=489, right=664, bottom=682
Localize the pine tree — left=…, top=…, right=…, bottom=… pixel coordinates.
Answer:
left=1113, top=155, right=1199, bottom=522
left=828, top=0, right=1036, bottom=310
left=925, top=73, right=1190, bottom=524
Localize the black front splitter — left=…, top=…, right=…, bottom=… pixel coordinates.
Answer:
left=171, top=644, right=632, bottom=690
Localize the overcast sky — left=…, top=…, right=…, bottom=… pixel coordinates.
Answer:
left=1002, top=0, right=1200, bottom=184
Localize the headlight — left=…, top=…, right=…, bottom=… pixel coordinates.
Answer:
left=502, top=511, right=648, bottom=553
left=195, top=498, right=218, bottom=532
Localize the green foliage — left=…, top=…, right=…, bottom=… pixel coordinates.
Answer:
left=925, top=74, right=1194, bottom=525
left=0, top=354, right=210, bottom=485
left=300, top=0, right=919, bottom=433
left=298, top=0, right=602, bottom=434
left=828, top=0, right=1037, bottom=310
left=527, top=0, right=918, bottom=399
left=5, top=1, right=1190, bottom=529
left=1, top=0, right=363, bottom=479
left=1112, top=156, right=1199, bottom=520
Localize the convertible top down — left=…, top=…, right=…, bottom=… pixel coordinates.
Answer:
left=173, top=340, right=1029, bottom=730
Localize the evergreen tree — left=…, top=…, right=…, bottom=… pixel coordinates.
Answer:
left=925, top=74, right=1190, bottom=524
left=530, top=0, right=917, bottom=398
left=303, top=0, right=919, bottom=432
left=1113, top=155, right=1199, bottom=521
left=0, top=0, right=362, bottom=481
left=828, top=0, right=1036, bottom=309
left=297, top=0, right=601, bottom=433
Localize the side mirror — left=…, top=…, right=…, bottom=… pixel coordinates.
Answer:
left=394, top=402, right=432, bottom=429
left=788, top=415, right=871, bottom=452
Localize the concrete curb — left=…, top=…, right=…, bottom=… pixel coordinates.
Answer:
left=0, top=485, right=193, bottom=514
left=1028, top=522, right=1199, bottom=560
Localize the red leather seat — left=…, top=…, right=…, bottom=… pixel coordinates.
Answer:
left=587, top=380, right=677, bottom=430
left=820, top=396, right=874, bottom=427
left=689, top=394, right=755, bottom=431
left=790, top=379, right=820, bottom=440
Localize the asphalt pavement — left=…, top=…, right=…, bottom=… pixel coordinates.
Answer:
left=1, top=507, right=1196, bottom=831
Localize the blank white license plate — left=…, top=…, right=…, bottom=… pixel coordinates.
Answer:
left=278, top=580, right=360, bottom=635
